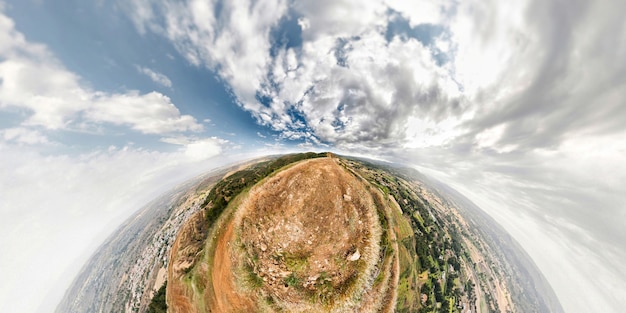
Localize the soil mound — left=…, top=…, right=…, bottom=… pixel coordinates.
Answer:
left=167, top=156, right=398, bottom=313
left=231, top=157, right=382, bottom=311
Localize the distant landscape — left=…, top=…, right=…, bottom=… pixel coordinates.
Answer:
left=57, top=153, right=563, bottom=313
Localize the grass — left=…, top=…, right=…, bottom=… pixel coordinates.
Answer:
left=396, top=237, right=421, bottom=312
left=284, top=251, right=309, bottom=273
left=224, top=157, right=408, bottom=311
left=244, top=264, right=264, bottom=289
left=447, top=296, right=455, bottom=313
left=180, top=267, right=207, bottom=312
left=389, top=197, right=413, bottom=240
left=307, top=272, right=334, bottom=305
left=183, top=182, right=254, bottom=310
left=284, top=273, right=301, bottom=287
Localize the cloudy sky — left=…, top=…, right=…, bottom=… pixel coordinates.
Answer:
left=0, top=0, right=624, bottom=312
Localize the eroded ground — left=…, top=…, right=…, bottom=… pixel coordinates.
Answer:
left=168, top=156, right=400, bottom=313
left=232, top=157, right=382, bottom=312
left=165, top=154, right=541, bottom=313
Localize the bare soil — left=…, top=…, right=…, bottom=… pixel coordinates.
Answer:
left=232, top=157, right=382, bottom=311
left=167, top=157, right=401, bottom=312
left=207, top=217, right=255, bottom=312
left=167, top=210, right=207, bottom=313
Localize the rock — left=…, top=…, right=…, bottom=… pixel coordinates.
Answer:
left=347, top=249, right=360, bottom=261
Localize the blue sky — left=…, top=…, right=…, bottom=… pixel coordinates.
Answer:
left=5, top=0, right=277, bottom=152
left=1, top=0, right=625, bottom=312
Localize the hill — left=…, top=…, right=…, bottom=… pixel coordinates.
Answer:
left=162, top=153, right=559, bottom=312
left=57, top=152, right=562, bottom=313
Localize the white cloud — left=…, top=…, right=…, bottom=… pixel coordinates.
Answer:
left=126, top=0, right=468, bottom=148
left=183, top=137, right=225, bottom=160
left=160, top=135, right=228, bottom=161
left=0, top=11, right=201, bottom=135
left=449, top=0, right=533, bottom=97
left=127, top=0, right=289, bottom=110
left=115, top=0, right=626, bottom=312
left=136, top=65, right=173, bottom=88
left=1, top=127, right=49, bottom=145
left=0, top=9, right=230, bottom=313
left=384, top=0, right=450, bottom=26
left=292, top=0, right=387, bottom=40
left=87, top=91, right=202, bottom=134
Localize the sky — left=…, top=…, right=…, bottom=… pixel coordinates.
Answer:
left=0, top=0, right=624, bottom=312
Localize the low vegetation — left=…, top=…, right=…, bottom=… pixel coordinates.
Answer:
left=146, top=282, right=167, bottom=313
left=156, top=153, right=520, bottom=313
left=202, top=152, right=327, bottom=226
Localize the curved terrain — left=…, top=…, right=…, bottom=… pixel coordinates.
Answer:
left=231, top=157, right=385, bottom=312
left=62, top=152, right=561, bottom=313
left=163, top=153, right=566, bottom=313
left=167, top=156, right=400, bottom=313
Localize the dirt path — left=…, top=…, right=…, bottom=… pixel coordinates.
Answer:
left=169, top=157, right=397, bottom=312
left=208, top=218, right=255, bottom=312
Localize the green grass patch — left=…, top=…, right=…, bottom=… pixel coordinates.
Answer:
left=284, top=273, right=301, bottom=288
left=284, top=251, right=309, bottom=273
left=448, top=296, right=455, bottom=313
left=307, top=272, right=334, bottom=305
left=244, top=267, right=264, bottom=289
left=389, top=199, right=413, bottom=240
left=396, top=239, right=420, bottom=312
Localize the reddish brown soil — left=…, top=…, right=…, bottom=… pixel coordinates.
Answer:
left=232, top=157, right=381, bottom=311
left=167, top=157, right=401, bottom=312
left=206, top=218, right=255, bottom=312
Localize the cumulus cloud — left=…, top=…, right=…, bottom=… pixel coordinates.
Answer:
left=183, top=138, right=225, bottom=160
left=0, top=11, right=201, bottom=135
left=123, top=0, right=626, bottom=312
left=0, top=8, right=231, bottom=313
left=124, top=0, right=465, bottom=147
left=128, top=0, right=478, bottom=150
left=86, top=91, right=202, bottom=134
left=136, top=65, right=173, bottom=88
left=125, top=0, right=289, bottom=110
left=384, top=0, right=451, bottom=26
left=160, top=135, right=229, bottom=160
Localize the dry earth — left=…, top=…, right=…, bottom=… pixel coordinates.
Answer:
left=231, top=157, right=383, bottom=312
left=167, top=156, right=399, bottom=313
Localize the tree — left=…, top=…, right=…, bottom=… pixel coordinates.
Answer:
left=147, top=283, right=167, bottom=313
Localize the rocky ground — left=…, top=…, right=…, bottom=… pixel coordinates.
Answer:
left=57, top=153, right=563, bottom=313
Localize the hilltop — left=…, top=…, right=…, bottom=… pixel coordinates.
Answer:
left=57, top=152, right=562, bottom=313
left=161, top=153, right=554, bottom=312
